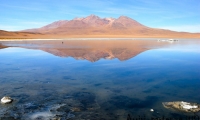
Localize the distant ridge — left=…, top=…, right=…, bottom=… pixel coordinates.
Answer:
left=1, top=15, right=200, bottom=38
left=23, top=15, right=147, bottom=34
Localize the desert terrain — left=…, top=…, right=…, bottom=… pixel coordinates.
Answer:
left=0, top=15, right=200, bottom=39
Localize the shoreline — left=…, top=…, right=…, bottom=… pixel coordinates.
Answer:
left=1, top=37, right=200, bottom=41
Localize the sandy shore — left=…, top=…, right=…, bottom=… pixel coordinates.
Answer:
left=1, top=32, right=200, bottom=41
left=1, top=37, right=200, bottom=42
left=0, top=38, right=142, bottom=41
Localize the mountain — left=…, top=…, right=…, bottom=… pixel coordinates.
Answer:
left=0, top=43, right=7, bottom=49
left=23, top=20, right=69, bottom=33
left=23, top=15, right=147, bottom=34
left=111, top=16, right=145, bottom=28
left=1, top=15, right=200, bottom=38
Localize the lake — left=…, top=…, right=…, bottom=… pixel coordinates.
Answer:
left=0, top=39, right=200, bottom=120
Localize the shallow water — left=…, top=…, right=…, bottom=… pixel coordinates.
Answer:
left=0, top=39, right=200, bottom=120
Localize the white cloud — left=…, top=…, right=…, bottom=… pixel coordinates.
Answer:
left=0, top=4, right=48, bottom=12
left=95, top=8, right=138, bottom=15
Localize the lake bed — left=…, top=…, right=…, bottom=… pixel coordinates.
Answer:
left=0, top=39, right=200, bottom=120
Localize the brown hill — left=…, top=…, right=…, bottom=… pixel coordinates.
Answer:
left=24, top=20, right=69, bottom=33
left=0, top=43, right=7, bottom=49
left=112, top=16, right=145, bottom=28
left=0, top=30, right=45, bottom=39
left=21, top=15, right=200, bottom=38
left=1, top=15, right=200, bottom=38
left=23, top=15, right=147, bottom=34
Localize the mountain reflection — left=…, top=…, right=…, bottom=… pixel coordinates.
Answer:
left=0, top=43, right=7, bottom=49
left=0, top=40, right=167, bottom=62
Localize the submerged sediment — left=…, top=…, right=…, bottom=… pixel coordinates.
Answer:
left=162, top=101, right=200, bottom=112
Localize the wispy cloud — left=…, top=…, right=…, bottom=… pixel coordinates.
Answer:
left=95, top=8, right=138, bottom=15
left=161, top=13, right=198, bottom=20
left=0, top=4, right=48, bottom=12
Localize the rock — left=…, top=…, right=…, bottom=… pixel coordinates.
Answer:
left=1, top=96, right=13, bottom=104
left=162, top=101, right=200, bottom=112
left=150, top=109, right=154, bottom=112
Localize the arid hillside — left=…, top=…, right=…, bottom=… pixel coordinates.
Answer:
left=1, top=15, right=200, bottom=39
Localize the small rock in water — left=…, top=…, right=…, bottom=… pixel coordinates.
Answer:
left=1, top=96, right=13, bottom=104
left=150, top=109, right=154, bottom=112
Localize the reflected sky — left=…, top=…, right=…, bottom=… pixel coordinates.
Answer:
left=0, top=39, right=200, bottom=119
left=1, top=39, right=194, bottom=62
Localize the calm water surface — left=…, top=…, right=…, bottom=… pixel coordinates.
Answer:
left=0, top=39, right=200, bottom=120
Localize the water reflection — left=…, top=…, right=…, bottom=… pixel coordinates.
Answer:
left=0, top=39, right=200, bottom=119
left=0, top=40, right=172, bottom=62
left=0, top=43, right=7, bottom=49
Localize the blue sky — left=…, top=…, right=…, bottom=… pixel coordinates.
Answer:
left=0, top=0, right=199, bottom=33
